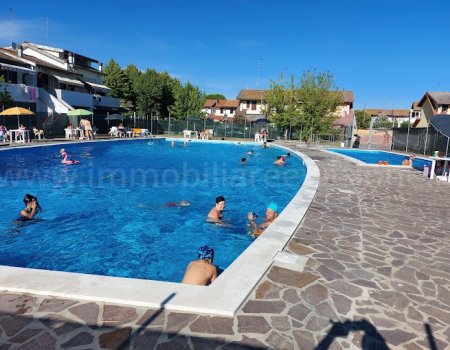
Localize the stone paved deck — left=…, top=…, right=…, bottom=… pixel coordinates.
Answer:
left=1, top=144, right=449, bottom=349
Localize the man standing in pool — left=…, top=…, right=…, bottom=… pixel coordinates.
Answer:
left=182, top=246, right=217, bottom=285
left=247, top=203, right=278, bottom=237
left=207, top=196, right=226, bottom=223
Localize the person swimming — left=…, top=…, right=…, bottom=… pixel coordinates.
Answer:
left=181, top=245, right=217, bottom=285
left=60, top=148, right=80, bottom=165
left=20, top=194, right=41, bottom=220
left=165, top=200, right=191, bottom=207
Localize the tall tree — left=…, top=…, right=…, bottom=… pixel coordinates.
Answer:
left=123, top=64, right=141, bottom=112
left=264, top=74, right=300, bottom=140
left=296, top=69, right=342, bottom=139
left=355, top=110, right=371, bottom=129
left=135, top=69, right=164, bottom=116
left=169, top=82, right=205, bottom=119
left=103, top=59, right=132, bottom=104
left=206, top=93, right=226, bottom=100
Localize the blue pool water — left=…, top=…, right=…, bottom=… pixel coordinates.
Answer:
left=328, top=149, right=431, bottom=171
left=0, top=140, right=306, bottom=282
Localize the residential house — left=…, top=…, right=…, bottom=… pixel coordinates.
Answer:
left=236, top=90, right=268, bottom=122
left=415, top=92, right=450, bottom=128
left=364, top=108, right=410, bottom=128
left=0, top=42, right=120, bottom=134
left=202, top=99, right=239, bottom=122
left=410, top=101, right=422, bottom=126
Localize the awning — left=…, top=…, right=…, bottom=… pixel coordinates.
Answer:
left=84, top=81, right=111, bottom=92
left=245, top=114, right=267, bottom=122
left=0, top=63, right=36, bottom=73
left=430, top=115, right=450, bottom=139
left=52, top=74, right=84, bottom=87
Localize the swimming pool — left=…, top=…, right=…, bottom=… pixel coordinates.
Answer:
left=327, top=148, right=431, bottom=171
left=0, top=140, right=306, bottom=283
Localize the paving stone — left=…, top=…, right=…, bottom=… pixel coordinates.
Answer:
left=293, top=329, right=316, bottom=350
left=8, top=328, right=41, bottom=343
left=331, top=294, right=353, bottom=315
left=265, top=331, right=294, bottom=350
left=369, top=291, right=410, bottom=311
left=237, top=315, right=270, bottom=334
left=282, top=289, right=300, bottom=304
left=68, top=302, right=99, bottom=325
left=38, top=314, right=83, bottom=336
left=270, top=316, right=290, bottom=332
left=350, top=279, right=379, bottom=289
left=315, top=302, right=338, bottom=320
left=301, top=284, right=329, bottom=306
left=287, top=240, right=315, bottom=255
left=0, top=294, right=37, bottom=315
left=191, top=336, right=226, bottom=350
left=317, top=264, right=343, bottom=281
left=242, top=300, right=286, bottom=314
left=287, top=303, right=311, bottom=321
left=99, top=327, right=131, bottom=349
left=305, top=316, right=330, bottom=332
left=417, top=305, right=450, bottom=323
left=37, top=298, right=78, bottom=313
left=189, top=316, right=234, bottom=335
left=165, top=313, right=197, bottom=335
left=267, top=266, right=319, bottom=288
left=132, top=330, right=160, bottom=350
left=327, top=280, right=363, bottom=298
left=102, top=305, right=138, bottom=326
left=379, top=329, right=417, bottom=346
left=156, top=335, right=190, bottom=350
left=0, top=316, right=32, bottom=337
left=222, top=335, right=269, bottom=350
left=15, top=333, right=56, bottom=350
left=136, top=309, right=165, bottom=328
left=254, top=280, right=282, bottom=300
left=61, top=331, right=94, bottom=349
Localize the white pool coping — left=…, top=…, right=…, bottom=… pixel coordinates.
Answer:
left=0, top=140, right=319, bottom=316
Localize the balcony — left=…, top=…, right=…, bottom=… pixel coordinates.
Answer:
left=0, top=83, right=37, bottom=103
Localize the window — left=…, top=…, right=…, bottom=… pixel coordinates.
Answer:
left=442, top=105, right=448, bottom=113
left=246, top=101, right=250, bottom=109
left=251, top=101, right=256, bottom=110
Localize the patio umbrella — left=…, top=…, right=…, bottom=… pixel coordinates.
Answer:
left=0, top=106, right=34, bottom=128
left=67, top=108, right=93, bottom=125
left=105, top=113, right=124, bottom=129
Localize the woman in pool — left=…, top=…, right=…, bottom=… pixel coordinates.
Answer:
left=60, top=148, right=80, bottom=165
left=20, top=194, right=40, bottom=220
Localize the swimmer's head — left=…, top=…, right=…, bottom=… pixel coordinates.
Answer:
left=60, top=148, right=65, bottom=154
left=198, top=245, right=214, bottom=263
left=179, top=200, right=191, bottom=206
left=23, top=193, right=37, bottom=204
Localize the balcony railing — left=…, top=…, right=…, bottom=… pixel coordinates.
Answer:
left=0, top=83, right=37, bottom=103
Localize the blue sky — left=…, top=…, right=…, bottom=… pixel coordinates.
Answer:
left=1, top=0, right=449, bottom=109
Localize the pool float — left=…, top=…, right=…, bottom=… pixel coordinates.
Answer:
left=60, top=149, right=80, bottom=165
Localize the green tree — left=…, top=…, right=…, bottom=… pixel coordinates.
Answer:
left=264, top=69, right=342, bottom=140
left=264, top=74, right=300, bottom=140
left=0, top=82, right=14, bottom=110
left=123, top=64, right=141, bottom=112
left=103, top=59, right=132, bottom=104
left=355, top=110, right=371, bottom=128
left=399, top=120, right=410, bottom=128
left=206, top=93, right=226, bottom=100
left=135, top=69, right=165, bottom=117
left=296, top=69, right=342, bottom=139
left=169, top=82, right=205, bottom=119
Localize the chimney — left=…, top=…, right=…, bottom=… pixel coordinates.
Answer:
left=18, top=45, right=23, bottom=58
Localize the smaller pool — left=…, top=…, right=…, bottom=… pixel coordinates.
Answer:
left=327, top=149, right=432, bottom=171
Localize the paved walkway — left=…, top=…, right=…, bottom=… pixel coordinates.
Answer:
left=0, top=145, right=449, bottom=349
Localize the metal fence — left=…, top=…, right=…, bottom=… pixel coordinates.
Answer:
left=392, top=127, right=450, bottom=156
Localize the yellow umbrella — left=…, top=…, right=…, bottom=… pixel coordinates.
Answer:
left=0, top=107, right=35, bottom=128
